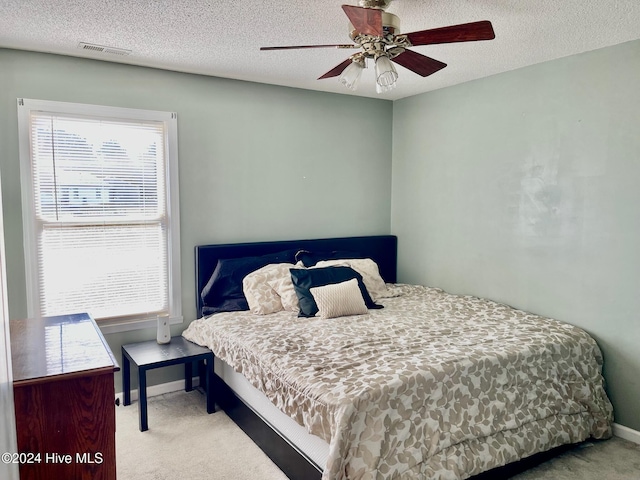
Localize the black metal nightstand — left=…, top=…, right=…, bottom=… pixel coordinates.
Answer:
left=121, top=336, right=215, bottom=431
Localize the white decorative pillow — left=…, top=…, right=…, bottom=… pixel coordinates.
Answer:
left=267, top=275, right=299, bottom=312
left=266, top=263, right=305, bottom=312
left=315, top=258, right=389, bottom=301
left=309, top=278, right=368, bottom=319
left=243, top=263, right=295, bottom=315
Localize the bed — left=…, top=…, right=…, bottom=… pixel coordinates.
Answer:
left=183, top=235, right=613, bottom=480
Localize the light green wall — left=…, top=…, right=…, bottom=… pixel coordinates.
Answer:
left=392, top=39, right=640, bottom=431
left=3, top=40, right=639, bottom=434
left=0, top=49, right=392, bottom=390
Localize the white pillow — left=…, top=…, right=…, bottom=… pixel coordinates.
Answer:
left=267, top=274, right=299, bottom=312
left=309, top=278, right=368, bottom=319
left=243, top=263, right=295, bottom=315
left=315, top=258, right=389, bottom=301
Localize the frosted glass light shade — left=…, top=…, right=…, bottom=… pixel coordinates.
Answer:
left=375, top=55, right=398, bottom=89
left=339, top=61, right=365, bottom=90
left=376, top=81, right=396, bottom=94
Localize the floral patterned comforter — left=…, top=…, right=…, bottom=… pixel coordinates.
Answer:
left=182, top=284, right=613, bottom=480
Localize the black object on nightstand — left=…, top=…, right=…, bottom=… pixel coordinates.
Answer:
left=121, top=336, right=215, bottom=431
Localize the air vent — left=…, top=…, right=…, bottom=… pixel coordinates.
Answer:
left=78, top=42, right=132, bottom=56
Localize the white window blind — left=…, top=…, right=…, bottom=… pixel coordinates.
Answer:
left=18, top=99, right=181, bottom=330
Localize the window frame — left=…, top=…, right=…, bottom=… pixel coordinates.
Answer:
left=17, top=98, right=182, bottom=334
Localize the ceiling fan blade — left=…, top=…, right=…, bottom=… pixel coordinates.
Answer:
left=391, top=50, right=447, bottom=77
left=405, top=20, right=495, bottom=46
left=260, top=44, right=358, bottom=51
left=318, top=58, right=354, bottom=80
left=342, top=5, right=383, bottom=37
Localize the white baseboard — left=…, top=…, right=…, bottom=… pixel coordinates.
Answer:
left=613, top=423, right=640, bottom=445
left=115, top=377, right=201, bottom=404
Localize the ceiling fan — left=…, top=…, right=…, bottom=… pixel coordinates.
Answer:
left=260, top=0, right=495, bottom=93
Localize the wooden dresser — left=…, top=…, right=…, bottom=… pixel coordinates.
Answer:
left=10, top=313, right=119, bottom=480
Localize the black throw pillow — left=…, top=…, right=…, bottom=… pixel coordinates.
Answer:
left=290, top=266, right=382, bottom=317
left=201, top=250, right=297, bottom=314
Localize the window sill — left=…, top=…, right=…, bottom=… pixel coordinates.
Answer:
left=98, top=315, right=183, bottom=335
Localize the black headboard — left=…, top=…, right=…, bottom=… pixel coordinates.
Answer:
left=195, top=235, right=397, bottom=317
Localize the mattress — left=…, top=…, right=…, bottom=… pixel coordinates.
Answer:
left=183, top=283, right=613, bottom=480
left=217, top=358, right=330, bottom=469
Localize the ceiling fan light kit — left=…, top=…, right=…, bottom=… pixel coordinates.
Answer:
left=260, top=0, right=495, bottom=94
left=374, top=54, right=398, bottom=92
left=339, top=56, right=365, bottom=90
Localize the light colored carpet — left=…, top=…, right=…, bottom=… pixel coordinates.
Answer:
left=117, top=390, right=640, bottom=480
left=116, top=390, right=288, bottom=480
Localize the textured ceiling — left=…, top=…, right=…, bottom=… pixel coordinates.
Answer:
left=1, top=0, right=639, bottom=100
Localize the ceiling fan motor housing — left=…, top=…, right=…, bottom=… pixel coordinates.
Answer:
left=349, top=10, right=402, bottom=59
left=358, top=0, right=393, bottom=9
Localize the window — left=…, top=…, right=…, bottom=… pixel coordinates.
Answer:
left=17, top=99, right=181, bottom=332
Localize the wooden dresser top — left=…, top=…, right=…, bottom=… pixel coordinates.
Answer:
left=10, top=312, right=119, bottom=385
